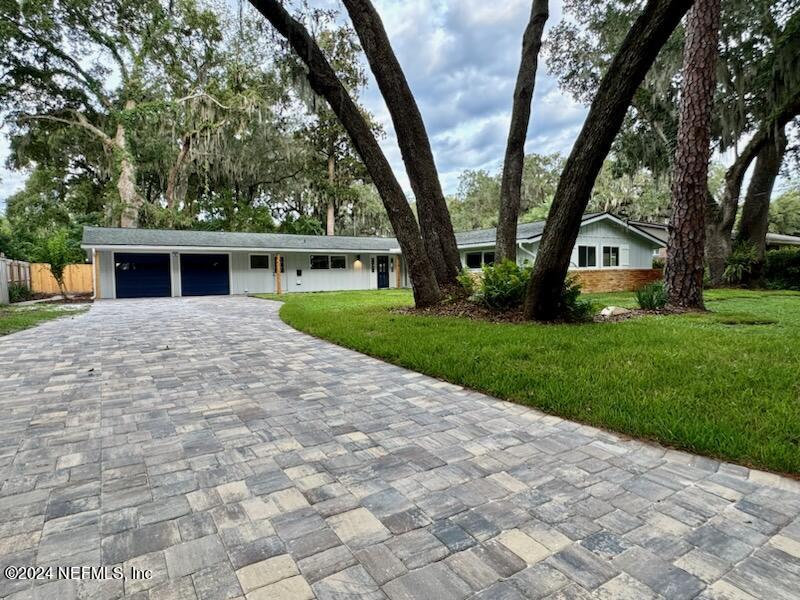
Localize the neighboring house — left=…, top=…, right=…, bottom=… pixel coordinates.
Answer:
left=81, top=212, right=665, bottom=299
left=629, top=220, right=800, bottom=256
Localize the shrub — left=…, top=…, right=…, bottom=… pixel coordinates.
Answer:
left=723, top=242, right=758, bottom=285
left=456, top=268, right=476, bottom=296
left=30, top=229, right=84, bottom=298
left=635, top=281, right=667, bottom=310
left=560, top=274, right=595, bottom=322
left=8, top=283, right=33, bottom=303
left=652, top=256, right=665, bottom=269
left=764, top=248, right=800, bottom=290
left=476, top=260, right=532, bottom=310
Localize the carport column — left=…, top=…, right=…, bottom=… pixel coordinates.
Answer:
left=396, top=256, right=401, bottom=288
left=276, top=254, right=282, bottom=295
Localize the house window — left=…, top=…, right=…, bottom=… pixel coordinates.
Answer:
left=578, top=246, right=597, bottom=268
left=603, top=246, right=620, bottom=267
left=483, top=252, right=495, bottom=266
left=330, top=255, right=346, bottom=269
left=466, top=252, right=482, bottom=269
left=250, top=255, right=269, bottom=269
left=310, top=255, right=329, bottom=270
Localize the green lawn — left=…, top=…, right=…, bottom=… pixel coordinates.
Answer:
left=257, top=288, right=800, bottom=475
left=0, top=305, right=87, bottom=336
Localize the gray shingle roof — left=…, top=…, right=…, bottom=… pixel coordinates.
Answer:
left=82, top=227, right=401, bottom=252
left=452, top=212, right=605, bottom=247
left=82, top=212, right=633, bottom=252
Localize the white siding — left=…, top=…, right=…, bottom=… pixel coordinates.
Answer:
left=97, top=250, right=114, bottom=299
left=279, top=252, right=376, bottom=292
left=230, top=252, right=274, bottom=295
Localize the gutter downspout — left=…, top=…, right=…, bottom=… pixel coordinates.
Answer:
left=91, top=248, right=97, bottom=301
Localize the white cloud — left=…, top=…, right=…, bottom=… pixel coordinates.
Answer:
left=362, top=0, right=585, bottom=195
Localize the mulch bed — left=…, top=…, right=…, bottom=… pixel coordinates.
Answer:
left=395, top=299, right=687, bottom=324
left=395, top=298, right=527, bottom=323
left=41, top=293, right=93, bottom=305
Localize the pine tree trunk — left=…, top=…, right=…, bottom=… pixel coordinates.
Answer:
left=117, top=100, right=144, bottom=228
left=736, top=127, right=787, bottom=284
left=523, top=0, right=694, bottom=320
left=248, top=0, right=441, bottom=307
left=496, top=0, right=549, bottom=263
left=341, top=0, right=462, bottom=287
left=665, top=0, right=720, bottom=310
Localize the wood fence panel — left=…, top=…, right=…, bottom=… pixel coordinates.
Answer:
left=31, top=263, right=94, bottom=294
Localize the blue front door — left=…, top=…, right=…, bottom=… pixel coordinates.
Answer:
left=377, top=256, right=390, bottom=289
left=115, top=253, right=171, bottom=298
left=180, top=254, right=230, bottom=296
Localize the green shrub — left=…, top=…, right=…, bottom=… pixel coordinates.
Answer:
left=723, top=242, right=758, bottom=285
left=476, top=260, right=532, bottom=310
left=635, top=281, right=667, bottom=309
left=652, top=256, right=665, bottom=269
left=456, top=268, right=476, bottom=296
left=8, top=283, right=33, bottom=303
left=764, top=248, right=800, bottom=290
left=560, top=274, right=595, bottom=322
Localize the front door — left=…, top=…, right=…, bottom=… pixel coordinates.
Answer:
left=377, top=256, right=390, bottom=289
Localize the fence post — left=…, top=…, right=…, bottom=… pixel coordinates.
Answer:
left=0, top=260, right=8, bottom=305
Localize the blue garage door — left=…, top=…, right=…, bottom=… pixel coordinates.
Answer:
left=180, top=254, right=230, bottom=296
left=115, top=253, right=171, bottom=298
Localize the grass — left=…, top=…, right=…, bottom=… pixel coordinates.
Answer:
left=0, top=305, right=88, bottom=336
left=256, top=288, right=800, bottom=475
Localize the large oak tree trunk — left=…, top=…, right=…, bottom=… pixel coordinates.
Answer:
left=523, top=0, right=694, bottom=320
left=247, top=0, right=441, bottom=307
left=166, top=134, right=192, bottom=210
left=341, top=0, right=461, bottom=287
left=736, top=127, right=787, bottom=284
left=664, top=0, right=721, bottom=310
left=117, top=101, right=144, bottom=228
left=705, top=91, right=800, bottom=285
left=496, top=0, right=549, bottom=263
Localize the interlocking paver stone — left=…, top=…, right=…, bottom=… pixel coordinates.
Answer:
left=1, top=296, right=799, bottom=598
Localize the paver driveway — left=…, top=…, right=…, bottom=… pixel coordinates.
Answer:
left=1, top=297, right=799, bottom=600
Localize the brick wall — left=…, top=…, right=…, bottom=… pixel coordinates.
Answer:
left=572, top=268, right=663, bottom=293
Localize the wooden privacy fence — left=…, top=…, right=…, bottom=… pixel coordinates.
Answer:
left=30, top=263, right=94, bottom=294
left=1, top=256, right=31, bottom=288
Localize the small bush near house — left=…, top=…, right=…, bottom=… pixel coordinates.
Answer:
left=475, top=260, right=532, bottom=310
left=456, top=268, right=476, bottom=296
left=652, top=256, right=665, bottom=269
left=723, top=242, right=758, bottom=285
left=560, top=274, right=595, bottom=322
left=8, top=283, right=33, bottom=303
left=765, top=248, right=800, bottom=290
left=635, top=281, right=667, bottom=309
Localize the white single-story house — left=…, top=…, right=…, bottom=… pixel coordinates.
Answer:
left=81, top=212, right=665, bottom=299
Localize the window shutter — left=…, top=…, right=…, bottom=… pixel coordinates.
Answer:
left=621, top=246, right=630, bottom=267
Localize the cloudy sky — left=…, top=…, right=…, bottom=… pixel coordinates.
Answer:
left=0, top=0, right=586, bottom=211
